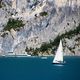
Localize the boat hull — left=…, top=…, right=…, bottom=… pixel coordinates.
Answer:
left=52, top=61, right=66, bottom=64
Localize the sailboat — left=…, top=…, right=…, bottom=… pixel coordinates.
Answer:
left=53, top=40, right=65, bottom=64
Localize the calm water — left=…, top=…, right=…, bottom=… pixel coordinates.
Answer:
left=0, top=56, right=80, bottom=80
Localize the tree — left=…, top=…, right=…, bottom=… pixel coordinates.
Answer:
left=4, top=18, right=25, bottom=31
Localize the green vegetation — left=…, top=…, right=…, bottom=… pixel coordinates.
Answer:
left=40, top=12, right=48, bottom=16
left=40, top=42, right=52, bottom=52
left=25, top=23, right=80, bottom=55
left=4, top=18, right=25, bottom=31
left=25, top=47, right=38, bottom=56
left=0, top=0, right=2, bottom=8
left=61, top=24, right=80, bottom=39
left=32, top=48, right=39, bottom=56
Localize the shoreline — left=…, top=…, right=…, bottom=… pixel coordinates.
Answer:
left=0, top=55, right=80, bottom=58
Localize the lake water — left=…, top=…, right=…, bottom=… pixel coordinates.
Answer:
left=0, top=56, right=80, bottom=80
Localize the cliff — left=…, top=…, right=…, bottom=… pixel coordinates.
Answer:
left=0, top=0, right=80, bottom=56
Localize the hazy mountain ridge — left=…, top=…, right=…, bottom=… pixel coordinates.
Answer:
left=0, top=0, right=80, bottom=56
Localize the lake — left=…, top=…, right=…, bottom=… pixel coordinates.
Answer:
left=0, top=56, right=80, bottom=80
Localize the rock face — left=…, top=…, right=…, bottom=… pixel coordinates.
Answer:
left=0, top=0, right=80, bottom=56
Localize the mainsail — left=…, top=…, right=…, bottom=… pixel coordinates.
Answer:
left=53, top=40, right=63, bottom=63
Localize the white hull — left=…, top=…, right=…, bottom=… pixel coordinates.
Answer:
left=53, top=61, right=66, bottom=64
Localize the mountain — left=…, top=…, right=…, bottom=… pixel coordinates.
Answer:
left=0, top=0, right=80, bottom=56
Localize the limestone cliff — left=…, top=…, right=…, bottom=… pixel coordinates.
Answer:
left=0, top=0, right=80, bottom=56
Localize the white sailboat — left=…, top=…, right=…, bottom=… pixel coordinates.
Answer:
left=53, top=40, right=64, bottom=64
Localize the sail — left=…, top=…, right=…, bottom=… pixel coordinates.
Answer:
left=53, top=40, right=63, bottom=63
